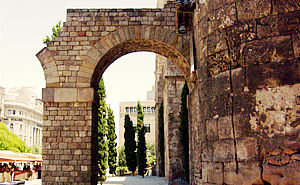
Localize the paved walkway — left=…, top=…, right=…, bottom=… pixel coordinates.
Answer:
left=25, top=179, right=41, bottom=185
left=16, top=176, right=167, bottom=185
left=102, top=176, right=167, bottom=185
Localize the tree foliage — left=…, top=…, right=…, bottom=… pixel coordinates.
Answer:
left=179, top=81, right=189, bottom=182
left=124, top=114, right=137, bottom=175
left=107, top=106, right=117, bottom=175
left=118, top=145, right=126, bottom=167
left=137, top=102, right=147, bottom=177
left=43, top=21, right=61, bottom=44
left=146, top=143, right=156, bottom=167
left=158, top=101, right=165, bottom=176
left=97, top=78, right=108, bottom=183
left=0, top=122, right=31, bottom=153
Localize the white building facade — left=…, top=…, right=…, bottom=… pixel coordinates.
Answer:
left=0, top=87, right=5, bottom=122
left=119, top=87, right=156, bottom=147
left=2, top=87, right=43, bottom=150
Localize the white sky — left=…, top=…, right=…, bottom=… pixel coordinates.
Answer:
left=0, top=0, right=159, bottom=142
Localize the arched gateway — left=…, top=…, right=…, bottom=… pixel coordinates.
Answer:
left=38, top=1, right=300, bottom=185
left=37, top=3, right=191, bottom=184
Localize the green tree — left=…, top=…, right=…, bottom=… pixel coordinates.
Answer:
left=43, top=21, right=61, bottom=44
left=124, top=114, right=137, bottom=175
left=137, top=102, right=147, bottom=177
left=0, top=122, right=30, bottom=153
left=118, top=145, right=126, bottom=167
left=97, top=78, right=108, bottom=185
left=107, top=106, right=117, bottom=175
left=158, top=101, right=165, bottom=176
left=146, top=143, right=156, bottom=167
left=179, top=81, right=189, bottom=182
left=117, top=146, right=128, bottom=175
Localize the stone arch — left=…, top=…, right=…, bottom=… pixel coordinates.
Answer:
left=81, top=25, right=191, bottom=88
left=36, top=47, right=60, bottom=87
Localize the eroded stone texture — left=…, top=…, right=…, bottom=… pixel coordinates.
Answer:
left=249, top=84, right=300, bottom=137
left=191, top=0, right=300, bottom=184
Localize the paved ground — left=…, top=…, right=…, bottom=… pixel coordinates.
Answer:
left=25, top=179, right=41, bottom=185
left=14, top=176, right=167, bottom=185
left=102, top=176, right=167, bottom=185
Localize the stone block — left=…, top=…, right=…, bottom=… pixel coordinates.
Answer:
left=236, top=137, right=258, bottom=161
left=272, top=0, right=300, bottom=14
left=206, top=162, right=223, bottom=184
left=213, top=139, right=235, bottom=162
left=218, top=116, right=233, bottom=140
left=43, top=88, right=54, bottom=102
left=54, top=88, right=77, bottom=102
left=268, top=154, right=290, bottom=166
left=233, top=114, right=252, bottom=139
left=207, top=3, right=236, bottom=35
left=243, top=36, right=294, bottom=65
left=278, top=11, right=300, bottom=35
left=207, top=29, right=227, bottom=55
left=292, top=34, right=300, bottom=58
left=224, top=161, right=262, bottom=185
left=207, top=50, right=230, bottom=76
left=78, top=88, right=94, bottom=102
left=236, top=0, right=271, bottom=22
left=206, top=119, right=218, bottom=141
left=263, top=161, right=300, bottom=185
left=202, top=142, right=214, bottom=162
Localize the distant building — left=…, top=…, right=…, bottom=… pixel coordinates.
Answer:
left=2, top=87, right=43, bottom=150
left=119, top=87, right=156, bottom=147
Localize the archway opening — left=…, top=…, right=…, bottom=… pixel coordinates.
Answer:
left=90, top=37, right=189, bottom=183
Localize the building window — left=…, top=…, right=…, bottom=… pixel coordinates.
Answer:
left=147, top=107, right=150, bottom=112
left=145, top=124, right=150, bottom=133
left=134, top=107, right=137, bottom=113
left=130, top=107, right=134, bottom=113
left=10, top=123, right=14, bottom=129
left=8, top=110, right=11, bottom=115
left=152, top=107, right=155, bottom=112
left=20, top=124, right=23, bottom=132
left=143, top=107, right=146, bottom=113
left=12, top=110, right=16, bottom=115
left=125, top=107, right=129, bottom=113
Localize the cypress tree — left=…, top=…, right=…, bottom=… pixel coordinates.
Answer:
left=137, top=102, right=147, bottom=177
left=107, top=106, right=117, bottom=175
left=179, top=81, right=189, bottom=182
left=158, top=101, right=165, bottom=177
left=98, top=78, right=108, bottom=185
left=124, top=114, right=137, bottom=175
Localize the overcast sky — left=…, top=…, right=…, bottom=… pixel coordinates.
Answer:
left=0, top=0, right=159, bottom=127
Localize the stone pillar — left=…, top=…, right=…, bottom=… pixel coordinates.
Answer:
left=155, top=55, right=166, bottom=177
left=163, top=75, right=185, bottom=181
left=42, top=87, right=97, bottom=185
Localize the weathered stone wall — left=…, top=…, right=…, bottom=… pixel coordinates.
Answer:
left=155, top=54, right=186, bottom=179
left=163, top=75, right=185, bottom=181
left=190, top=0, right=300, bottom=184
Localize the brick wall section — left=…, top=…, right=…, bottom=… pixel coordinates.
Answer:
left=42, top=102, right=94, bottom=185
left=36, top=2, right=191, bottom=90
left=191, top=0, right=300, bottom=184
